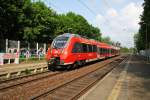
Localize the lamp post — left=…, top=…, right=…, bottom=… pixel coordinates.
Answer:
left=143, top=23, right=148, bottom=50
left=143, top=23, right=149, bottom=62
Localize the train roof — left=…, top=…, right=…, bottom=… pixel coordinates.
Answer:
left=60, top=33, right=120, bottom=50
left=60, top=33, right=81, bottom=38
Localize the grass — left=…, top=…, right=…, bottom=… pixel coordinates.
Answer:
left=19, top=56, right=46, bottom=64
left=24, top=69, right=31, bottom=74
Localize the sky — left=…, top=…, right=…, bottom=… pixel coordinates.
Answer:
left=42, top=0, right=144, bottom=48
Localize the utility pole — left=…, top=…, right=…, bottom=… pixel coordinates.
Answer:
left=143, top=23, right=149, bottom=62
left=145, top=23, right=148, bottom=62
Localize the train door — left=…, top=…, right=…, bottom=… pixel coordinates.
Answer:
left=72, top=42, right=82, bottom=62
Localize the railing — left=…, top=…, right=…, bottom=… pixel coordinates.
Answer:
left=139, top=49, right=150, bottom=62
left=0, top=63, right=48, bottom=79
left=0, top=53, right=19, bottom=65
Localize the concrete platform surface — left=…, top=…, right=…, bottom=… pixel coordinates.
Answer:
left=0, top=61, right=46, bottom=74
left=79, top=55, right=150, bottom=100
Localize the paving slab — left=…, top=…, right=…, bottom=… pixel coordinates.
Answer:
left=79, top=55, right=150, bottom=100
left=0, top=61, right=46, bottom=74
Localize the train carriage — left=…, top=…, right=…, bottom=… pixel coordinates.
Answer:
left=46, top=33, right=120, bottom=70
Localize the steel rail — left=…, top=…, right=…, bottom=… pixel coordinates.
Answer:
left=31, top=56, right=128, bottom=100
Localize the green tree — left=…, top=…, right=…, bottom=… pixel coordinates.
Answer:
left=56, top=12, right=101, bottom=41
left=22, top=1, right=58, bottom=42
left=101, top=36, right=113, bottom=44
left=134, top=33, right=145, bottom=51
left=137, top=0, right=150, bottom=50
left=0, top=1, right=102, bottom=42
left=0, top=0, right=29, bottom=40
left=120, top=47, right=130, bottom=53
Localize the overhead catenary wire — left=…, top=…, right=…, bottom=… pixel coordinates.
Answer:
left=44, top=0, right=63, bottom=12
left=78, top=0, right=123, bottom=45
left=77, top=0, right=97, bottom=16
left=103, top=0, right=112, bottom=8
left=102, top=0, right=127, bottom=30
left=77, top=0, right=112, bottom=28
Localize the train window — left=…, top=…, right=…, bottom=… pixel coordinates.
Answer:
left=108, top=49, right=111, bottom=53
left=101, top=48, right=104, bottom=54
left=105, top=49, right=107, bottom=53
left=106, top=49, right=107, bottom=53
left=88, top=44, right=92, bottom=52
left=52, top=36, right=69, bottom=49
left=72, top=42, right=82, bottom=53
left=82, top=43, right=88, bottom=53
left=106, top=49, right=108, bottom=53
left=93, top=45, right=97, bottom=52
left=100, top=48, right=102, bottom=54
left=104, top=49, right=106, bottom=53
left=103, top=49, right=105, bottom=53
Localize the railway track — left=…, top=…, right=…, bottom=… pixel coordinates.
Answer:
left=31, top=56, right=128, bottom=100
left=0, top=55, right=127, bottom=100
left=0, top=71, right=62, bottom=91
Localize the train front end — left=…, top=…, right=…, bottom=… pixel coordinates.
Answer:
left=46, top=34, right=72, bottom=70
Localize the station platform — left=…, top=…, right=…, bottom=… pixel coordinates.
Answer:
left=0, top=61, right=46, bottom=75
left=79, top=55, right=150, bottom=100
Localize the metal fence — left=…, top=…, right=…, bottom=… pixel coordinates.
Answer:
left=139, top=49, right=150, bottom=62
left=0, top=39, right=48, bottom=63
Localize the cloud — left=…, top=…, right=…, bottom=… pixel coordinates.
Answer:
left=107, top=8, right=118, bottom=17
left=95, top=14, right=105, bottom=27
left=94, top=2, right=143, bottom=47
left=110, top=0, right=125, bottom=4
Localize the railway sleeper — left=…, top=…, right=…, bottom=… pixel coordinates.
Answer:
left=48, top=94, right=70, bottom=100
left=57, top=88, right=78, bottom=94
left=6, top=73, right=10, bottom=78
left=32, top=57, right=125, bottom=99
left=69, top=83, right=88, bottom=88
left=51, top=91, right=72, bottom=97
left=62, top=86, right=81, bottom=91
left=51, top=90, right=80, bottom=99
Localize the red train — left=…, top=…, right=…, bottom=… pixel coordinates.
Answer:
left=46, top=33, right=120, bottom=70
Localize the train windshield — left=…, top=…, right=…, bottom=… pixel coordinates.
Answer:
left=52, top=36, right=69, bottom=49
